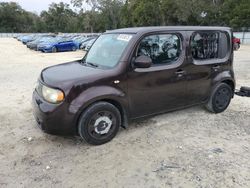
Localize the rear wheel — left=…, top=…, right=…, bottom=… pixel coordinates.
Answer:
left=206, top=83, right=233, bottom=113
left=78, top=102, right=121, bottom=145
left=234, top=43, right=240, bottom=51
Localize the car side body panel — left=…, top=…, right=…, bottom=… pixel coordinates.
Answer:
left=68, top=85, right=129, bottom=129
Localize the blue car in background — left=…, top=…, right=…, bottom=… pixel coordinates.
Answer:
left=72, top=36, right=86, bottom=49
left=21, top=35, right=39, bottom=44
left=84, top=38, right=96, bottom=51
left=37, top=37, right=78, bottom=53
left=79, top=37, right=97, bottom=49
left=17, top=35, right=27, bottom=41
left=26, top=36, right=55, bottom=50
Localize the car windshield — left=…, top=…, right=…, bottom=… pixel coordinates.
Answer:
left=56, top=37, right=64, bottom=42
left=84, top=34, right=133, bottom=68
left=43, top=38, right=58, bottom=43
left=38, top=37, right=52, bottom=42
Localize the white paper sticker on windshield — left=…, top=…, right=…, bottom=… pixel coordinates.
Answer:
left=117, top=34, right=133, bottom=42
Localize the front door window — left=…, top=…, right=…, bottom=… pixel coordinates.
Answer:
left=136, top=34, right=182, bottom=66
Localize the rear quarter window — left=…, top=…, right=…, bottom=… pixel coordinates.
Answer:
left=191, top=31, right=230, bottom=62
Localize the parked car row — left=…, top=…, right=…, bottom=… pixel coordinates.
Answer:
left=15, top=33, right=99, bottom=53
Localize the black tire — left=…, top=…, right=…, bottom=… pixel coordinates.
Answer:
left=206, top=83, right=233, bottom=113
left=52, top=46, right=57, bottom=53
left=72, top=46, right=77, bottom=51
left=234, top=43, right=240, bottom=51
left=78, top=102, right=121, bottom=145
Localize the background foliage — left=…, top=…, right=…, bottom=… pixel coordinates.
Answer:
left=0, top=0, right=249, bottom=33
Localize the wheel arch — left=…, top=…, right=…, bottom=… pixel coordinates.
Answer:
left=75, top=98, right=129, bottom=132
left=222, top=79, right=235, bottom=93
left=51, top=45, right=57, bottom=52
left=98, top=98, right=128, bottom=128
left=211, top=70, right=235, bottom=97
left=70, top=85, right=129, bottom=134
left=210, top=78, right=235, bottom=100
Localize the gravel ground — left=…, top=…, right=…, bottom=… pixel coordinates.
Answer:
left=0, top=38, right=249, bottom=188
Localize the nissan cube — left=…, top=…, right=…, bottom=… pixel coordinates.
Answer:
left=32, top=26, right=235, bottom=145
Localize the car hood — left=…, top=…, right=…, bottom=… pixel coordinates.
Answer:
left=31, top=41, right=42, bottom=45
left=28, top=41, right=37, bottom=45
left=40, top=61, right=105, bottom=91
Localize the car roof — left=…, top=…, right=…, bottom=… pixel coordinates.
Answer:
left=106, top=26, right=231, bottom=34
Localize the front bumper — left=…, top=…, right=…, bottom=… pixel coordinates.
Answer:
left=28, top=44, right=38, bottom=50
left=32, top=90, right=77, bottom=135
left=37, top=46, right=52, bottom=52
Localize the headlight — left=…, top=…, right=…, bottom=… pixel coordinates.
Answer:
left=41, top=85, right=64, bottom=104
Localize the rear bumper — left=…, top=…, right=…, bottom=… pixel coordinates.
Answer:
left=32, top=91, right=77, bottom=135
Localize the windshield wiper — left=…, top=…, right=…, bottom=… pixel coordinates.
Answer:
left=85, top=62, right=99, bottom=68
left=81, top=58, right=99, bottom=68
left=81, top=58, right=86, bottom=64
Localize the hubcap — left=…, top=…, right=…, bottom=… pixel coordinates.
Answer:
left=94, top=116, right=112, bottom=135
left=214, top=87, right=231, bottom=109
left=87, top=111, right=117, bottom=140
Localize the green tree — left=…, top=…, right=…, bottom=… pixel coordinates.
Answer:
left=222, top=0, right=250, bottom=30
left=119, top=0, right=164, bottom=26
left=40, top=2, right=78, bottom=32
left=0, top=2, right=39, bottom=32
left=72, top=0, right=124, bottom=31
left=1, top=0, right=250, bottom=33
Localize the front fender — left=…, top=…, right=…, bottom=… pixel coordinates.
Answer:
left=68, top=86, right=129, bottom=127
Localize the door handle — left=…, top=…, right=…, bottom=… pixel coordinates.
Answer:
left=175, top=70, right=186, bottom=77
left=212, top=65, right=221, bottom=71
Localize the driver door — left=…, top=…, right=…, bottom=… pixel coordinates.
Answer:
left=57, top=41, right=69, bottom=51
left=127, top=32, right=188, bottom=118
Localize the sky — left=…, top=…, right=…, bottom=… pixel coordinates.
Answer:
left=0, top=0, right=80, bottom=14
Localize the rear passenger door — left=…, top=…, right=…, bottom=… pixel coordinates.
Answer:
left=127, top=32, right=188, bottom=118
left=185, top=31, right=230, bottom=104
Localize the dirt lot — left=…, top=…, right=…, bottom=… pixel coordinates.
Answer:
left=0, top=38, right=249, bottom=188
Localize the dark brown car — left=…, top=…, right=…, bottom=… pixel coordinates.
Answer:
left=32, top=26, right=235, bottom=145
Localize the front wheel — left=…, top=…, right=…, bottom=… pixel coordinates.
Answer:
left=206, top=83, right=233, bottom=113
left=72, top=46, right=77, bottom=51
left=78, top=102, right=121, bottom=145
left=52, top=46, right=57, bottom=53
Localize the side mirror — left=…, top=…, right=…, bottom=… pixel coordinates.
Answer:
left=134, top=55, right=152, bottom=68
